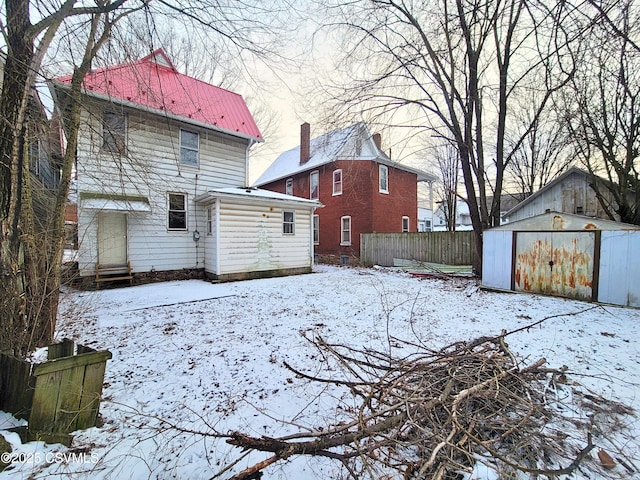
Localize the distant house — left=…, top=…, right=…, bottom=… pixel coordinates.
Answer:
left=433, top=194, right=522, bottom=231
left=49, top=49, right=321, bottom=284
left=504, top=167, right=615, bottom=222
left=254, top=122, right=436, bottom=264
left=433, top=200, right=473, bottom=231
left=417, top=207, right=433, bottom=232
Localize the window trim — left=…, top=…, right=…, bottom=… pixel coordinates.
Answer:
left=313, top=214, right=319, bottom=244
left=29, top=139, right=41, bottom=175
left=402, top=216, right=410, bottom=233
left=285, top=178, right=293, bottom=195
left=340, top=216, right=352, bottom=246
left=310, top=170, right=319, bottom=200
left=282, top=210, right=295, bottom=235
left=379, top=164, right=389, bottom=194
left=333, top=169, right=343, bottom=196
left=168, top=192, right=188, bottom=231
left=102, top=110, right=127, bottom=154
left=206, top=207, right=213, bottom=235
left=180, top=128, right=200, bottom=167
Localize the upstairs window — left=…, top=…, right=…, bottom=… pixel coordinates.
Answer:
left=102, top=111, right=126, bottom=154
left=180, top=129, right=199, bottom=167
left=310, top=171, right=319, bottom=199
left=341, top=216, right=351, bottom=245
left=283, top=210, right=295, bottom=234
left=333, top=169, right=343, bottom=195
left=379, top=164, right=389, bottom=193
left=402, top=216, right=410, bottom=232
left=168, top=193, right=187, bottom=230
left=286, top=178, right=293, bottom=195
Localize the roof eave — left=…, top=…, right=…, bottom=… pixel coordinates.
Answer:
left=195, top=189, right=323, bottom=208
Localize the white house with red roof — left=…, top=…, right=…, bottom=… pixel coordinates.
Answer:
left=50, top=49, right=321, bottom=284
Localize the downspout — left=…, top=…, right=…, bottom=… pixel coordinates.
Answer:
left=244, top=139, right=256, bottom=187
left=215, top=199, right=221, bottom=275
left=310, top=206, right=317, bottom=267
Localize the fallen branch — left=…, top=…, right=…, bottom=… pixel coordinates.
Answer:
left=219, top=334, right=619, bottom=479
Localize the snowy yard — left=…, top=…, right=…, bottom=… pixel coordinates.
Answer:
left=1, top=264, right=639, bottom=479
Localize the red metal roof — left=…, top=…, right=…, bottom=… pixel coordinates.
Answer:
left=56, top=49, right=262, bottom=141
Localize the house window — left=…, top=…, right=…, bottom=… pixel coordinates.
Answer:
left=379, top=164, right=389, bottom=193
left=576, top=206, right=584, bottom=215
left=313, top=214, right=319, bottom=244
left=102, top=111, right=126, bottom=154
left=286, top=178, right=293, bottom=195
left=310, top=170, right=319, bottom=199
left=29, top=139, right=41, bottom=175
left=168, top=193, right=187, bottom=230
left=180, top=129, right=199, bottom=167
left=402, top=216, right=410, bottom=232
left=206, top=207, right=213, bottom=235
left=333, top=169, right=343, bottom=195
left=341, top=216, right=351, bottom=245
left=283, top=210, right=295, bottom=234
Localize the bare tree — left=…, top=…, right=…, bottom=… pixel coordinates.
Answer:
left=311, top=0, right=578, bottom=273
left=505, top=101, right=574, bottom=200
left=0, top=0, right=139, bottom=356
left=0, top=0, right=295, bottom=356
left=563, top=0, right=640, bottom=224
left=433, top=144, right=460, bottom=231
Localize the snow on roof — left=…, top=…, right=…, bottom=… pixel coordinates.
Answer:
left=490, top=211, right=640, bottom=231
left=195, top=187, right=323, bottom=208
left=254, top=123, right=362, bottom=186
left=254, top=122, right=435, bottom=186
left=53, top=49, right=262, bottom=142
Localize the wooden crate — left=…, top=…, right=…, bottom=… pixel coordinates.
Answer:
left=0, top=339, right=111, bottom=445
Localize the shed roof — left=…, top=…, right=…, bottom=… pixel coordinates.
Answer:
left=490, top=211, right=640, bottom=231
left=53, top=49, right=262, bottom=142
left=253, top=122, right=436, bottom=186
left=195, top=187, right=323, bottom=209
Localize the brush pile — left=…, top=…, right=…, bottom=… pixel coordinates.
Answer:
left=227, top=333, right=633, bottom=480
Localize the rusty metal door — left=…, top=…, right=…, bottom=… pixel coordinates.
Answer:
left=514, top=231, right=596, bottom=301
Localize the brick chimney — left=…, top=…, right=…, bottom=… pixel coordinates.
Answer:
left=300, top=122, right=310, bottom=165
left=373, top=133, right=382, bottom=151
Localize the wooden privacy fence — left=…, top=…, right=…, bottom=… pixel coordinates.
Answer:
left=360, top=231, right=476, bottom=267
left=0, top=338, right=111, bottom=445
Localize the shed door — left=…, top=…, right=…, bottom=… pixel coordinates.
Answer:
left=514, top=231, right=595, bottom=301
left=98, top=213, right=127, bottom=266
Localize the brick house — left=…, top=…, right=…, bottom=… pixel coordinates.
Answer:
left=254, top=122, right=436, bottom=264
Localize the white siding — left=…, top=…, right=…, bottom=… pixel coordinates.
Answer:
left=76, top=101, right=249, bottom=276
left=598, top=231, right=640, bottom=307
left=481, top=230, right=513, bottom=290
left=215, top=201, right=313, bottom=275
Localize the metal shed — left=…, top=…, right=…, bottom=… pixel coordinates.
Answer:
left=482, top=212, right=640, bottom=307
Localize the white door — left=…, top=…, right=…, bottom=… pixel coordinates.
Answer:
left=98, top=213, right=127, bottom=265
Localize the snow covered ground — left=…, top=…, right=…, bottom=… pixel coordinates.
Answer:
left=1, top=264, right=639, bottom=479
